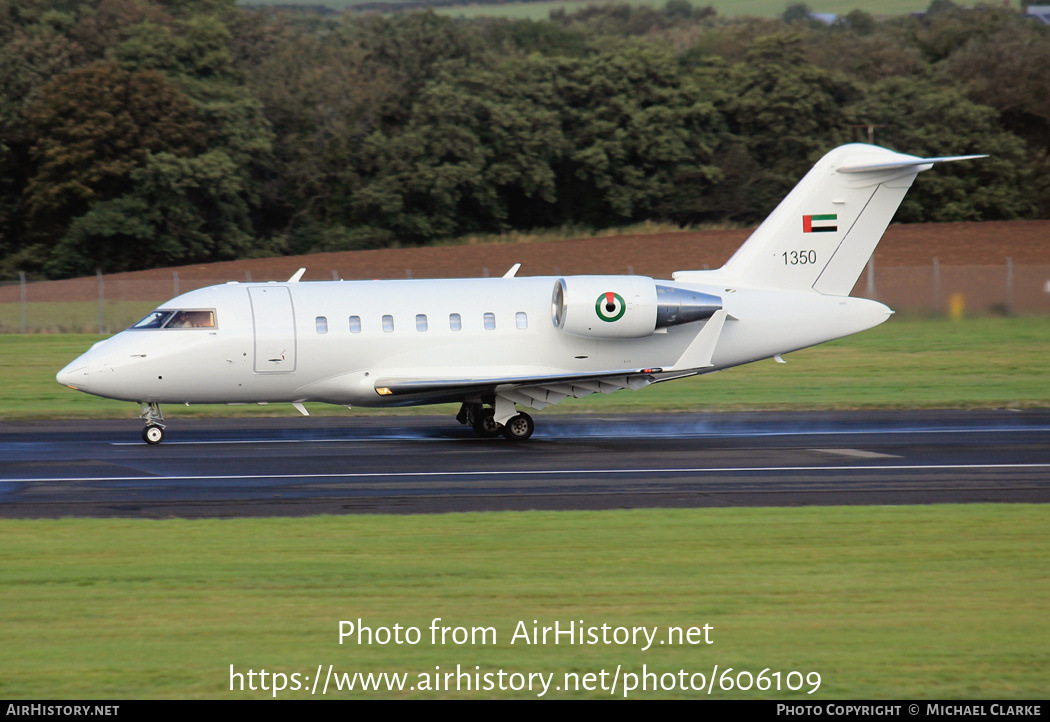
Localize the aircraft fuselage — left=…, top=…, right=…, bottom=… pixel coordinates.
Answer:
left=57, top=274, right=891, bottom=408
left=56, top=143, right=983, bottom=442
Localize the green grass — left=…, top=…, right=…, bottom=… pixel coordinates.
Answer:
left=1, top=505, right=1046, bottom=698
left=238, top=0, right=946, bottom=21
left=6, top=316, right=1049, bottom=420
left=236, top=0, right=998, bottom=22
left=436, top=0, right=938, bottom=21
left=0, top=300, right=158, bottom=335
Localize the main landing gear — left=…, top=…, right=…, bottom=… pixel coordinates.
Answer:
left=140, top=401, right=166, bottom=444
left=457, top=403, right=535, bottom=441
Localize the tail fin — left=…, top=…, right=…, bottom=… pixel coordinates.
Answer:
left=718, top=144, right=984, bottom=296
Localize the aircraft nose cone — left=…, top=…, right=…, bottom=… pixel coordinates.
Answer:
left=56, top=362, right=87, bottom=388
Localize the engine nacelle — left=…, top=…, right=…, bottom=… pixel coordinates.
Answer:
left=552, top=276, right=721, bottom=339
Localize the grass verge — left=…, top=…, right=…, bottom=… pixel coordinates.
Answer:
left=241, top=1, right=942, bottom=21
left=1, top=505, right=1046, bottom=699
left=435, top=0, right=936, bottom=20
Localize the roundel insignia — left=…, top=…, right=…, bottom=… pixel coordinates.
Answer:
left=595, top=292, right=626, bottom=322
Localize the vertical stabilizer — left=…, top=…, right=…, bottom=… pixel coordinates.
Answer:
left=719, top=144, right=984, bottom=296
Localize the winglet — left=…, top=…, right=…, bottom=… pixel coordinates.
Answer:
left=287, top=268, right=306, bottom=283
left=502, top=263, right=521, bottom=279
left=667, top=310, right=729, bottom=372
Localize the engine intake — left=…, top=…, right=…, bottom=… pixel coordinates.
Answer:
left=552, top=276, right=721, bottom=339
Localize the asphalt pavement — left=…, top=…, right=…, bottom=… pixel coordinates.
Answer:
left=1, top=410, right=1048, bottom=518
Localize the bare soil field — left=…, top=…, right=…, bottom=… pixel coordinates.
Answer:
left=2, top=220, right=1048, bottom=304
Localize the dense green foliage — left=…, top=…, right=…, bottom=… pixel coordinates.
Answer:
left=0, top=0, right=1046, bottom=278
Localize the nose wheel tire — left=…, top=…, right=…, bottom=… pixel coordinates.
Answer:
left=142, top=424, right=165, bottom=445
left=471, top=408, right=503, bottom=438
left=501, top=412, right=535, bottom=442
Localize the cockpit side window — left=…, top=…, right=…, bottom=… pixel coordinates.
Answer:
left=167, top=310, right=215, bottom=328
left=130, top=309, right=216, bottom=330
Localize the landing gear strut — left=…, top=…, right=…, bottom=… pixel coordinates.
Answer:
left=139, top=401, right=165, bottom=445
left=472, top=408, right=503, bottom=438
left=457, top=402, right=534, bottom=441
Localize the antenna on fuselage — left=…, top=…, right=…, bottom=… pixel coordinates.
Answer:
left=287, top=268, right=306, bottom=283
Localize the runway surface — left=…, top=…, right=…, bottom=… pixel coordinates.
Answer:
left=1, top=410, right=1048, bottom=518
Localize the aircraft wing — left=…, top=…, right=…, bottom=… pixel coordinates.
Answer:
left=372, top=368, right=666, bottom=409
left=373, top=309, right=731, bottom=411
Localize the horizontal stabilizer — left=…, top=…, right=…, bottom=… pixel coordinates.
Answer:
left=836, top=154, right=987, bottom=174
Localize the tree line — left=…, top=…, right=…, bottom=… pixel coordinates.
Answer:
left=0, top=0, right=1047, bottom=279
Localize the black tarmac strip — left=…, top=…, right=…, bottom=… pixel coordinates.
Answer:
left=0, top=410, right=1048, bottom=518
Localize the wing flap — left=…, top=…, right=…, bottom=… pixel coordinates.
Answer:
left=373, top=368, right=661, bottom=408
left=376, top=368, right=659, bottom=396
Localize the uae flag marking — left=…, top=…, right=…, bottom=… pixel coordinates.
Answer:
left=803, top=214, right=837, bottom=233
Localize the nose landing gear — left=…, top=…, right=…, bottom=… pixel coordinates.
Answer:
left=139, top=402, right=166, bottom=444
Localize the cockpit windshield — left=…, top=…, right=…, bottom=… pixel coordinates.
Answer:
left=130, top=309, right=216, bottom=330
left=132, top=311, right=175, bottom=329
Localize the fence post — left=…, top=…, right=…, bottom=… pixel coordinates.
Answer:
left=866, top=257, right=876, bottom=298
left=97, top=269, right=105, bottom=334
left=18, top=271, right=26, bottom=333
left=1006, top=256, right=1013, bottom=314
left=173, top=271, right=179, bottom=297
left=932, top=257, right=940, bottom=312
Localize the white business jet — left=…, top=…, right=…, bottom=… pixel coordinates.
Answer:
left=57, top=144, right=982, bottom=443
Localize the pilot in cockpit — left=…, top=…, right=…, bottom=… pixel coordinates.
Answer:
left=131, top=310, right=216, bottom=329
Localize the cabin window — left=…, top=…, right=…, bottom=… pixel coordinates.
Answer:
left=315, top=316, right=328, bottom=334
left=382, top=315, right=394, bottom=333
left=416, top=314, right=428, bottom=332
left=484, top=312, right=496, bottom=330
left=516, top=312, right=528, bottom=330
left=349, top=315, right=361, bottom=333
left=449, top=313, right=462, bottom=331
